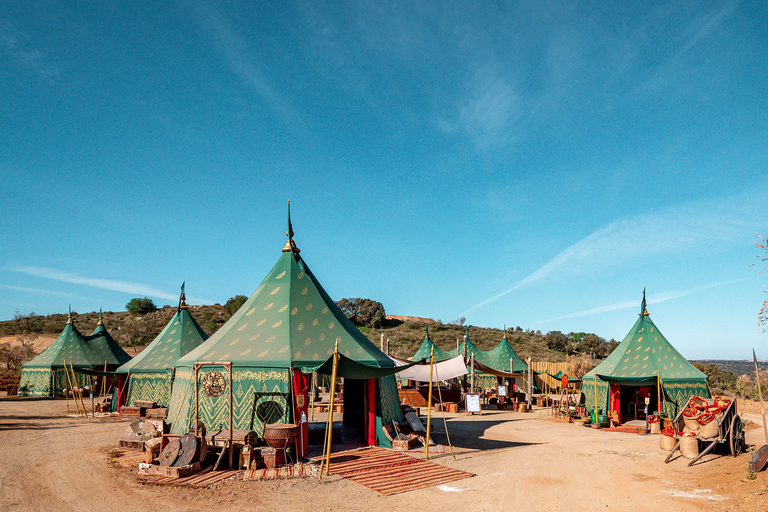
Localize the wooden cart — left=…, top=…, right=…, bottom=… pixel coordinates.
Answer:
left=664, top=396, right=743, bottom=466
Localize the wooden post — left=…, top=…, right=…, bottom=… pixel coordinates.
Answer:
left=656, top=374, right=662, bottom=419
left=426, top=345, right=434, bottom=461
left=194, top=365, right=200, bottom=436
left=324, top=339, right=340, bottom=476
left=70, top=363, right=87, bottom=418
left=228, top=363, right=233, bottom=469
left=527, top=357, right=532, bottom=409
left=470, top=354, right=475, bottom=394
left=753, top=349, right=768, bottom=444
left=63, top=359, right=76, bottom=414
left=380, top=333, right=384, bottom=352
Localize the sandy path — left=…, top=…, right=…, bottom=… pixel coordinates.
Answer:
left=1, top=399, right=766, bottom=511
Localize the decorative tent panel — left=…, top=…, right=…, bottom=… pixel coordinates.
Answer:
left=661, top=381, right=711, bottom=418
left=582, top=376, right=610, bottom=415
left=168, top=367, right=291, bottom=437
left=126, top=373, right=172, bottom=407
left=18, top=368, right=51, bottom=397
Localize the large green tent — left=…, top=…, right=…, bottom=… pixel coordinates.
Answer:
left=18, top=314, right=105, bottom=396
left=166, top=209, right=406, bottom=452
left=117, top=287, right=208, bottom=407
left=410, top=326, right=456, bottom=362
left=582, top=292, right=709, bottom=420
left=485, top=329, right=528, bottom=374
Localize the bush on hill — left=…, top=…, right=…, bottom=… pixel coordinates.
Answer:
left=126, top=297, right=158, bottom=315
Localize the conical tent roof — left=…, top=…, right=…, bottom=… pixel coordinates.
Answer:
left=87, top=315, right=131, bottom=366
left=459, top=327, right=489, bottom=365
left=23, top=318, right=100, bottom=368
left=485, top=330, right=528, bottom=373
left=118, top=306, right=207, bottom=374
left=584, top=298, right=706, bottom=385
left=410, top=327, right=455, bottom=362
left=177, top=248, right=394, bottom=371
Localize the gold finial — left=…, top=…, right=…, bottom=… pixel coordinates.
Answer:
left=97, top=308, right=103, bottom=325
left=180, top=291, right=188, bottom=309
left=282, top=200, right=300, bottom=253
left=67, top=305, right=72, bottom=324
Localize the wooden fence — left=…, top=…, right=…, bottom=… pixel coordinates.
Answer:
left=531, top=361, right=569, bottom=392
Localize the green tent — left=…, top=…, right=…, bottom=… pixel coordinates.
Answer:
left=410, top=326, right=455, bottom=362
left=582, top=291, right=709, bottom=419
left=18, top=313, right=103, bottom=396
left=166, top=208, right=406, bottom=451
left=117, top=287, right=208, bottom=407
left=86, top=312, right=131, bottom=367
left=459, top=327, right=497, bottom=389
left=485, top=329, right=528, bottom=374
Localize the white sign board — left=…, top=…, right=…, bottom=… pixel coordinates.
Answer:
left=466, top=393, right=481, bottom=413
left=498, top=385, right=507, bottom=397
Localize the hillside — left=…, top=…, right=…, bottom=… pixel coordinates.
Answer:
left=693, top=359, right=768, bottom=377
left=0, top=305, right=572, bottom=365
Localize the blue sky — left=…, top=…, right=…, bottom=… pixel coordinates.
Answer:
left=1, top=1, right=766, bottom=360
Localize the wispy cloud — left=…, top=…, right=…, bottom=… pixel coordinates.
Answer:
left=186, top=0, right=298, bottom=124
left=0, top=18, right=58, bottom=80
left=0, top=284, right=92, bottom=303
left=529, top=278, right=751, bottom=327
left=462, top=196, right=760, bottom=316
left=9, top=266, right=180, bottom=302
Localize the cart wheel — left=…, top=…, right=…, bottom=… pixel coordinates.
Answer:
left=729, top=414, right=743, bottom=456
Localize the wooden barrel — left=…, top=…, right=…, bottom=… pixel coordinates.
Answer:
left=263, top=424, right=298, bottom=450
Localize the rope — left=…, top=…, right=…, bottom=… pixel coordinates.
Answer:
left=432, top=363, right=456, bottom=461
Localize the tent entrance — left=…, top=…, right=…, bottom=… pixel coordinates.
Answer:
left=613, top=384, right=657, bottom=424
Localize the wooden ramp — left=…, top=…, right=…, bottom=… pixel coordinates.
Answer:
left=322, top=447, right=473, bottom=495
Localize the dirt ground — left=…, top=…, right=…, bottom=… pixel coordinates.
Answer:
left=1, top=398, right=767, bottom=512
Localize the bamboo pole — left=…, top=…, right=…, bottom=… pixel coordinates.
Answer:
left=70, top=363, right=87, bottom=418
left=753, top=349, right=768, bottom=444
left=324, top=339, right=340, bottom=476
left=63, top=359, right=76, bottom=414
left=425, top=345, right=434, bottom=461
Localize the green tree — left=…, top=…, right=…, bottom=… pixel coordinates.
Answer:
left=126, top=297, right=158, bottom=315
left=335, top=298, right=386, bottom=328
left=225, top=295, right=248, bottom=315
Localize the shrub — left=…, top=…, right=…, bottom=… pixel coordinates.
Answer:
left=126, top=297, right=158, bottom=315
left=225, top=295, right=248, bottom=316
left=335, top=298, right=385, bottom=328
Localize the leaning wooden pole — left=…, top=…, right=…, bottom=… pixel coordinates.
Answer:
left=70, top=363, right=87, bottom=418
left=425, top=345, right=435, bottom=461
left=324, top=339, right=340, bottom=476
left=753, top=349, right=768, bottom=444
left=63, top=359, right=76, bottom=414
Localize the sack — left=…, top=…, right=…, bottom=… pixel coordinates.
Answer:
left=698, top=416, right=720, bottom=439
left=660, top=429, right=676, bottom=451
left=679, top=432, right=699, bottom=459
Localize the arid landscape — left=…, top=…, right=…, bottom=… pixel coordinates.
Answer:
left=2, top=396, right=767, bottom=512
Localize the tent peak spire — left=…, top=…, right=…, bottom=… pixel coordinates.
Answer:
left=67, top=305, right=72, bottom=325
left=179, top=281, right=188, bottom=310
left=282, top=200, right=301, bottom=254
left=641, top=287, right=649, bottom=316
left=97, top=308, right=103, bottom=325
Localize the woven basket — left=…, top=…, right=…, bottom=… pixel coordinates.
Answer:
left=679, top=434, right=699, bottom=459
left=660, top=432, right=677, bottom=451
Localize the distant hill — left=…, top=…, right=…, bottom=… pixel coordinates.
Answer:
left=693, top=359, right=768, bottom=377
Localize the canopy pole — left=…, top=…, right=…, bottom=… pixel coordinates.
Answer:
left=753, top=349, right=768, bottom=445
left=470, top=354, right=475, bottom=394
left=656, top=374, right=662, bottom=419
left=324, top=339, right=340, bottom=476
left=426, top=345, right=434, bottom=461
left=527, top=357, right=532, bottom=409
left=63, top=359, right=76, bottom=415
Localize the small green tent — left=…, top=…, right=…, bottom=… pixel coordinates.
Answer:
left=410, top=326, right=455, bottom=362
left=582, top=291, right=709, bottom=420
left=87, top=312, right=131, bottom=367
left=459, top=327, right=497, bottom=389
left=18, top=313, right=106, bottom=396
left=117, top=286, right=208, bottom=407
left=166, top=207, right=407, bottom=453
left=485, top=329, right=528, bottom=374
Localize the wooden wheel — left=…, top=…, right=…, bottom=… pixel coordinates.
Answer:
left=729, top=414, right=743, bottom=456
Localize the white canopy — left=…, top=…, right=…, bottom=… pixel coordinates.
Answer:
left=390, top=355, right=468, bottom=382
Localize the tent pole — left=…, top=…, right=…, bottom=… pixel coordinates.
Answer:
left=753, top=349, right=768, bottom=445
left=228, top=363, right=233, bottom=469
left=63, top=359, right=76, bottom=414
left=656, top=374, right=662, bottom=419
left=324, top=340, right=340, bottom=476
left=194, top=365, right=200, bottom=436
left=426, top=345, right=434, bottom=461
left=470, top=354, right=474, bottom=394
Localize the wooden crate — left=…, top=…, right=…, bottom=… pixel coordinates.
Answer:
left=120, top=406, right=144, bottom=418
left=145, top=419, right=168, bottom=434
left=137, top=462, right=201, bottom=479
left=392, top=437, right=418, bottom=451
left=119, top=440, right=145, bottom=452
left=146, top=408, right=167, bottom=419
left=256, top=448, right=285, bottom=468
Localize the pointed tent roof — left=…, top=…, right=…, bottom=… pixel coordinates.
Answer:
left=86, top=311, right=132, bottom=366
left=584, top=291, right=707, bottom=385
left=485, top=328, right=529, bottom=373
left=177, top=207, right=394, bottom=372
left=410, top=327, right=455, bottom=362
left=459, top=326, right=490, bottom=365
left=118, top=288, right=207, bottom=374
left=23, top=314, right=101, bottom=368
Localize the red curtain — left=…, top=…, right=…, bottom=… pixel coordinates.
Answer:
left=610, top=383, right=621, bottom=424
left=292, top=370, right=309, bottom=457
left=366, top=379, right=376, bottom=446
